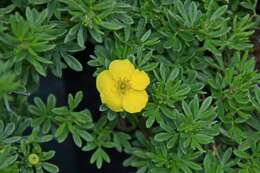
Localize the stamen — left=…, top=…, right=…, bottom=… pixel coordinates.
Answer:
left=117, top=78, right=130, bottom=94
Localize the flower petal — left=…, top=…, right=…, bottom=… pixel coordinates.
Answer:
left=96, top=70, right=123, bottom=112
left=100, top=93, right=123, bottom=112
left=96, top=70, right=115, bottom=93
left=122, top=90, right=148, bottom=113
left=109, top=59, right=135, bottom=79
left=130, top=69, right=150, bottom=90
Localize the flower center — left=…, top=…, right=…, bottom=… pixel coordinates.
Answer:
left=117, top=79, right=130, bottom=94
left=28, top=153, right=40, bottom=165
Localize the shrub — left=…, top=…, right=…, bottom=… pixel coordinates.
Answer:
left=0, top=0, right=260, bottom=173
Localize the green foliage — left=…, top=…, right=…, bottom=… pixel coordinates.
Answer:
left=0, top=0, right=259, bottom=172
left=60, top=0, right=133, bottom=44
left=29, top=91, right=94, bottom=146
left=0, top=7, right=59, bottom=77
left=0, top=61, right=19, bottom=99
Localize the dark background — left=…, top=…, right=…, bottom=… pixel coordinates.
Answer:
left=33, top=2, right=260, bottom=173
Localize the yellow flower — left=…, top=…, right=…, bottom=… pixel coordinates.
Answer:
left=96, top=59, right=150, bottom=113
left=28, top=153, right=40, bottom=165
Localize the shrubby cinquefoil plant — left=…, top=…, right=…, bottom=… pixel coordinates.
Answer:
left=0, top=0, right=260, bottom=173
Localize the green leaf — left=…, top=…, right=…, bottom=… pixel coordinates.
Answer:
left=82, top=143, right=97, bottom=151
left=141, top=62, right=159, bottom=71
left=144, top=37, right=160, bottom=46
left=47, top=94, right=56, bottom=109
left=146, top=115, right=155, bottom=128
left=32, top=44, right=56, bottom=53
left=188, top=2, right=198, bottom=25
left=200, top=96, right=213, bottom=112
left=167, top=134, right=178, bottom=149
left=224, top=68, right=234, bottom=85
left=164, top=36, right=182, bottom=52
left=167, top=68, right=179, bottom=82
left=78, top=130, right=93, bottom=142
left=4, top=123, right=15, bottom=136
left=77, top=26, right=85, bottom=48
left=194, top=134, right=213, bottom=144
left=216, top=165, right=224, bottom=173
left=89, top=29, right=103, bottom=43
left=107, top=111, right=117, bottom=121
left=25, top=7, right=34, bottom=25
left=100, top=20, right=124, bottom=30
left=182, top=101, right=192, bottom=116
left=160, top=63, right=167, bottom=81
left=141, top=29, right=151, bottom=42
left=204, top=40, right=221, bottom=56
left=186, top=161, right=202, bottom=170
left=210, top=5, right=228, bottom=21
left=3, top=136, right=21, bottom=143
left=222, top=148, right=232, bottom=163
left=0, top=154, right=18, bottom=169
left=61, top=53, right=83, bottom=72
left=73, top=91, right=83, bottom=109
left=72, top=133, right=82, bottom=147
left=175, top=86, right=191, bottom=97
left=94, top=1, right=116, bottom=10
left=64, top=24, right=80, bottom=43
left=26, top=57, right=46, bottom=76
left=139, top=50, right=153, bottom=67
left=36, top=8, right=48, bottom=25
left=55, top=123, right=66, bottom=138
left=42, top=120, right=51, bottom=134
left=233, top=149, right=250, bottom=159
left=42, top=163, right=59, bottom=173
left=90, top=148, right=110, bottom=169
left=154, top=132, right=171, bottom=142
left=42, top=151, right=55, bottom=161
left=52, top=107, right=68, bottom=115
left=175, top=0, right=189, bottom=26
left=34, top=97, right=46, bottom=111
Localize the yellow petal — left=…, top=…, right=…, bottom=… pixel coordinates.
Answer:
left=96, top=70, right=115, bottom=93
left=96, top=70, right=123, bottom=112
left=122, top=90, right=148, bottom=113
left=130, top=69, right=150, bottom=90
left=109, top=59, right=135, bottom=79
left=100, top=93, right=123, bottom=112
